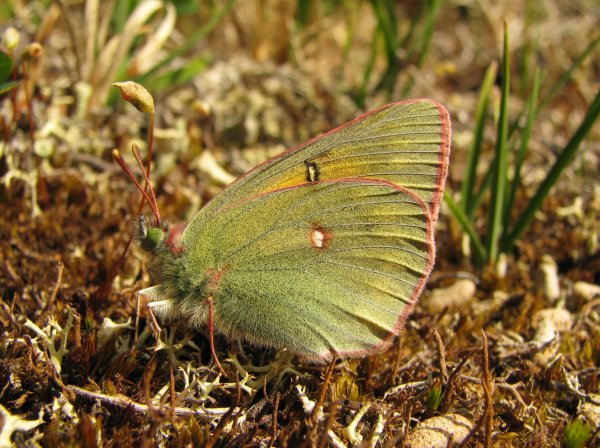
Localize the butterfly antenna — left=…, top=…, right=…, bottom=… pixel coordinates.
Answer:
left=112, top=149, right=161, bottom=224
left=131, top=144, right=161, bottom=225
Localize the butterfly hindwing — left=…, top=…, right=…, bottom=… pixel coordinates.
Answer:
left=179, top=179, right=434, bottom=359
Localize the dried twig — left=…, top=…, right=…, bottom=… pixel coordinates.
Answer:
left=481, top=331, right=494, bottom=447
left=312, top=358, right=336, bottom=423
left=439, top=355, right=470, bottom=413
left=205, top=373, right=242, bottom=448
left=317, top=401, right=339, bottom=448
left=41, top=260, right=63, bottom=318
left=433, top=328, right=448, bottom=382
left=267, top=391, right=281, bottom=448
left=306, top=358, right=336, bottom=445
left=67, top=385, right=231, bottom=417
left=390, top=337, right=403, bottom=385
left=143, top=356, right=159, bottom=420
left=459, top=331, right=494, bottom=447
left=169, top=367, right=176, bottom=420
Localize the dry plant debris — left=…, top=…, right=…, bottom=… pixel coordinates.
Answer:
left=1, top=1, right=599, bottom=446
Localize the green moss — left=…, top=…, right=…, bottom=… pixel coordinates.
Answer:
left=564, top=418, right=592, bottom=448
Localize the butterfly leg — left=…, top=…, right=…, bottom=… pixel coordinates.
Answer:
left=137, top=286, right=167, bottom=348
left=146, top=306, right=163, bottom=347
left=207, top=295, right=227, bottom=377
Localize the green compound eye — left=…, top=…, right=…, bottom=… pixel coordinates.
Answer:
left=137, top=216, right=164, bottom=252
left=141, top=226, right=164, bottom=252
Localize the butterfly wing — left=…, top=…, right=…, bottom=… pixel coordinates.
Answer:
left=201, top=99, right=451, bottom=227
left=179, top=179, right=434, bottom=360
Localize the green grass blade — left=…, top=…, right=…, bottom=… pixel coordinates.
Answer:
left=295, top=0, right=313, bottom=28
left=487, top=22, right=510, bottom=263
left=444, top=191, right=487, bottom=265
left=0, top=81, right=19, bottom=94
left=506, top=88, right=600, bottom=251
left=470, top=152, right=494, bottom=216
left=538, top=34, right=600, bottom=113
left=136, top=0, right=236, bottom=85
left=507, top=35, right=599, bottom=142
left=0, top=50, right=14, bottom=83
left=462, top=61, right=498, bottom=217
left=501, top=68, right=541, bottom=245
left=400, top=0, right=444, bottom=96
left=340, top=1, right=359, bottom=62
left=370, top=0, right=398, bottom=64
left=113, top=0, right=135, bottom=34
left=399, top=0, right=423, bottom=49
left=479, top=33, right=598, bottom=219
left=414, top=0, right=443, bottom=69
left=355, top=30, right=380, bottom=108
left=370, top=0, right=400, bottom=95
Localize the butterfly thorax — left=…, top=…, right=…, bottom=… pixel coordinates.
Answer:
left=136, top=215, right=219, bottom=322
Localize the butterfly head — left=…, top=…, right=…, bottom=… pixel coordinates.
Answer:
left=137, top=215, right=165, bottom=252
left=137, top=215, right=186, bottom=256
left=111, top=145, right=170, bottom=254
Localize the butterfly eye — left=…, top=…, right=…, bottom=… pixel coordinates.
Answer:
left=141, top=227, right=164, bottom=252
left=137, top=216, right=164, bottom=252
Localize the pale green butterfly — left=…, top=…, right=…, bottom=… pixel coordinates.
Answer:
left=135, top=99, right=451, bottom=363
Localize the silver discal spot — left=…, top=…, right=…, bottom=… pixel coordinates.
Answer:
left=304, top=161, right=319, bottom=182
left=309, top=225, right=331, bottom=250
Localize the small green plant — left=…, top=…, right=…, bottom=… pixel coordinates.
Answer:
left=0, top=50, right=18, bottom=94
left=425, top=381, right=443, bottom=414
left=135, top=0, right=236, bottom=91
left=0, top=29, right=46, bottom=217
left=564, top=418, right=592, bottom=448
left=291, top=1, right=444, bottom=107
left=10, top=0, right=235, bottom=113
left=446, top=24, right=600, bottom=266
left=330, top=0, right=443, bottom=107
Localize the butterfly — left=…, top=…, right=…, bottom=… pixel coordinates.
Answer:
left=133, top=99, right=451, bottom=364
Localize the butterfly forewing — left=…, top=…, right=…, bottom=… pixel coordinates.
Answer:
left=201, top=100, right=450, bottom=227
left=180, top=179, right=434, bottom=359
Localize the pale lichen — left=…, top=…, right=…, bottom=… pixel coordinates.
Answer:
left=23, top=308, right=74, bottom=375
left=0, top=403, right=44, bottom=447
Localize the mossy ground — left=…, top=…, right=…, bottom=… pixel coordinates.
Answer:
left=1, top=1, right=599, bottom=446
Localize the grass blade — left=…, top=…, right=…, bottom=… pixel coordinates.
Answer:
left=501, top=68, right=541, bottom=244
left=370, top=0, right=400, bottom=95
left=462, top=61, right=498, bottom=218
left=505, top=88, right=600, bottom=251
left=413, top=0, right=443, bottom=69
left=487, top=22, right=510, bottom=263
left=538, top=34, right=600, bottom=113
left=355, top=30, right=380, bottom=108
left=445, top=192, right=487, bottom=265
left=507, top=34, right=600, bottom=141
left=400, top=0, right=444, bottom=96
left=136, top=0, right=236, bottom=85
